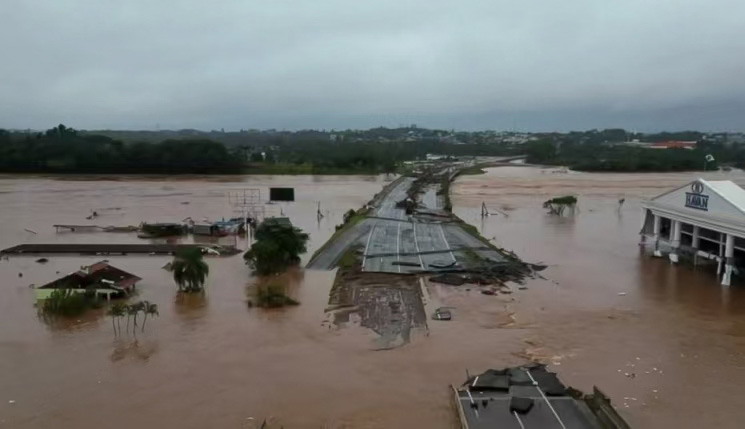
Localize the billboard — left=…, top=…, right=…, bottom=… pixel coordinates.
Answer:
left=269, top=187, right=295, bottom=202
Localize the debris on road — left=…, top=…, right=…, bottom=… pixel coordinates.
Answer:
left=429, top=260, right=457, bottom=269
left=430, top=274, right=466, bottom=286
left=392, top=261, right=421, bottom=267
left=432, top=307, right=452, bottom=320
left=35, top=258, right=49, bottom=264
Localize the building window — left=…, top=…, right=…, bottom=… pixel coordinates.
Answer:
left=698, top=227, right=721, bottom=242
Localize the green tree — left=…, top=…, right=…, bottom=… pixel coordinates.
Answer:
left=525, top=140, right=557, bottom=163
left=141, top=302, right=159, bottom=332
left=244, top=219, right=309, bottom=275
left=172, top=248, right=210, bottom=293
left=126, top=304, right=139, bottom=332
left=107, top=303, right=127, bottom=335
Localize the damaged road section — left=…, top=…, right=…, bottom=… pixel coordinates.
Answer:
left=453, top=364, right=631, bottom=429
left=326, top=259, right=427, bottom=350
left=310, top=162, right=538, bottom=348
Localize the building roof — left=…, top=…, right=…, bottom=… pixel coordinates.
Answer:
left=264, top=217, right=292, bottom=227
left=705, top=180, right=745, bottom=214
left=643, top=179, right=745, bottom=235
left=38, top=261, right=141, bottom=290
left=650, top=140, right=697, bottom=148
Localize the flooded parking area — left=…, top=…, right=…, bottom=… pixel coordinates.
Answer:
left=2, top=170, right=745, bottom=428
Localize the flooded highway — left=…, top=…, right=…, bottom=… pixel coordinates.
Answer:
left=1, top=169, right=745, bottom=428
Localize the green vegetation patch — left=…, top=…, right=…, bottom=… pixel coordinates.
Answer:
left=39, top=288, right=98, bottom=318
left=245, top=218, right=309, bottom=275
left=255, top=283, right=299, bottom=308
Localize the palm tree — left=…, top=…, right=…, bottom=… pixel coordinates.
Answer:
left=126, top=304, right=139, bottom=333
left=133, top=301, right=146, bottom=328
left=141, top=303, right=159, bottom=332
left=172, top=248, right=210, bottom=293
left=107, top=303, right=126, bottom=336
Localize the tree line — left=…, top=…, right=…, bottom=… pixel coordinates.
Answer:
left=0, top=125, right=242, bottom=174
left=0, top=125, right=519, bottom=174
left=525, top=139, right=745, bottom=172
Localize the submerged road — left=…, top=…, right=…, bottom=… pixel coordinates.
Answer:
left=308, top=172, right=505, bottom=271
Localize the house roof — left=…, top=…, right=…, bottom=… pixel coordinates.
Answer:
left=650, top=140, right=697, bottom=148
left=39, top=261, right=141, bottom=290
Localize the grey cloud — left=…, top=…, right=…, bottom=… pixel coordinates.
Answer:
left=2, top=0, right=745, bottom=131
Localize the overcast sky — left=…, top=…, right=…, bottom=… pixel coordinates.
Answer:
left=3, top=0, right=745, bottom=132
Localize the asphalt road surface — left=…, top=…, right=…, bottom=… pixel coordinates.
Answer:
left=307, top=175, right=505, bottom=271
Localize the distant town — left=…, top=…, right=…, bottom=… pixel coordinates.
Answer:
left=3, top=125, right=745, bottom=174
left=7, top=125, right=745, bottom=147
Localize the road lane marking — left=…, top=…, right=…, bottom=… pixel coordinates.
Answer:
left=438, top=225, right=457, bottom=262
left=396, top=222, right=401, bottom=273
left=412, top=221, right=425, bottom=269
left=361, top=223, right=377, bottom=271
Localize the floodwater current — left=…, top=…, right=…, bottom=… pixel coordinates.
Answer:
left=453, top=166, right=745, bottom=429
left=0, top=169, right=744, bottom=428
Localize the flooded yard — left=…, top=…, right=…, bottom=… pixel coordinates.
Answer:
left=1, top=170, right=745, bottom=428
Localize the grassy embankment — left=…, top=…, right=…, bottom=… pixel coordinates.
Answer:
left=307, top=176, right=407, bottom=266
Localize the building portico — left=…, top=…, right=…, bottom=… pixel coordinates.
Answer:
left=641, top=179, right=745, bottom=286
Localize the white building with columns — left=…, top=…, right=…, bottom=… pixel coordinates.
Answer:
left=641, top=179, right=745, bottom=286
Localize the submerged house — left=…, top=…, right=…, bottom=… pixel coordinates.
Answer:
left=139, top=222, right=188, bottom=238
left=640, top=178, right=745, bottom=285
left=191, top=218, right=246, bottom=236
left=36, top=261, right=141, bottom=301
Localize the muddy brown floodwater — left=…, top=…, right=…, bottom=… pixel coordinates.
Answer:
left=453, top=166, right=745, bottom=429
left=2, top=170, right=745, bottom=428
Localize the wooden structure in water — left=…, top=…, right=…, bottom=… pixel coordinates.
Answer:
left=53, top=224, right=139, bottom=233
left=1, top=243, right=241, bottom=256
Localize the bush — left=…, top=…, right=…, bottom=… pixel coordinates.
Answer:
left=41, top=289, right=92, bottom=317
left=255, top=283, right=299, bottom=308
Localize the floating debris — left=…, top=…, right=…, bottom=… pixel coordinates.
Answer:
left=432, top=307, right=452, bottom=321
left=429, top=274, right=465, bottom=286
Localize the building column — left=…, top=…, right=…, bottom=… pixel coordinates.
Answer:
left=692, top=226, right=700, bottom=266
left=652, top=214, right=662, bottom=256
left=722, top=234, right=735, bottom=286
left=669, top=220, right=682, bottom=263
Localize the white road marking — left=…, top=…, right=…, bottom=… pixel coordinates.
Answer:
left=396, top=222, right=401, bottom=273
left=361, top=223, right=377, bottom=271
left=438, top=225, right=457, bottom=263
left=412, top=221, right=425, bottom=269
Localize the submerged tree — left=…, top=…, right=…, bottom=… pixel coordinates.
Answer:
left=254, top=283, right=299, bottom=308
left=244, top=218, right=309, bottom=275
left=126, top=304, right=139, bottom=332
left=141, top=302, right=159, bottom=332
left=543, top=195, right=578, bottom=216
left=107, top=302, right=127, bottom=335
left=172, top=248, right=210, bottom=293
